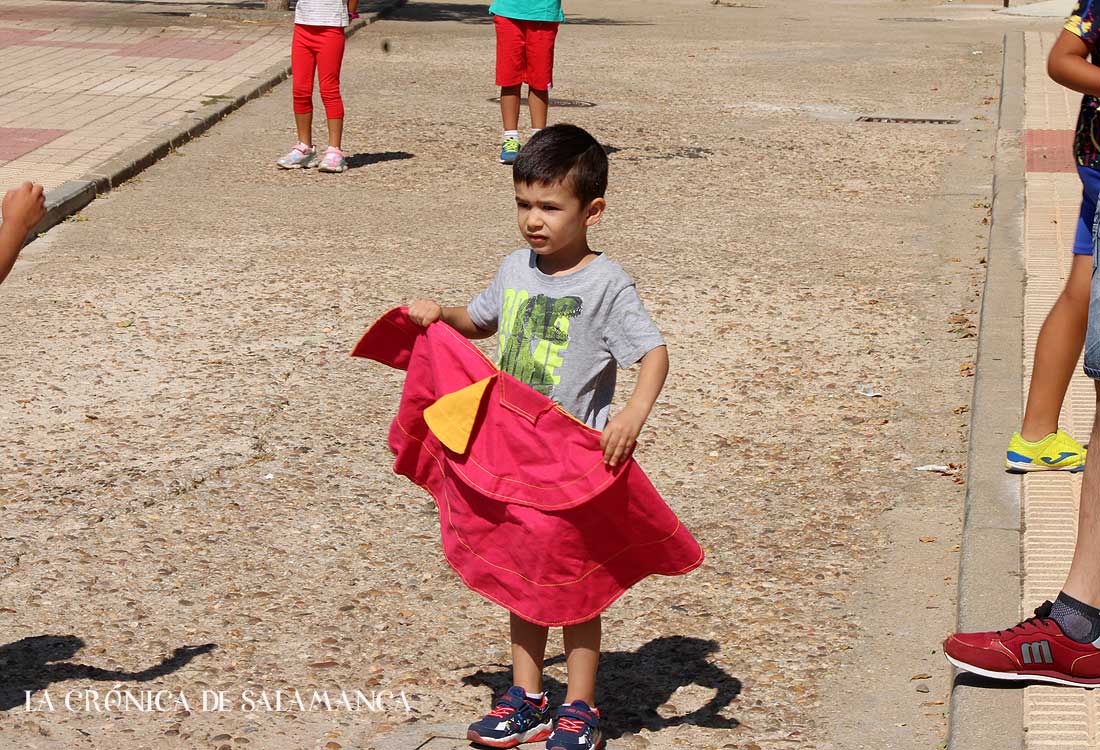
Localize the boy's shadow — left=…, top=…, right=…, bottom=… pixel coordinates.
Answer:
left=462, top=636, right=740, bottom=738
left=346, top=151, right=415, bottom=169
left=0, top=635, right=216, bottom=711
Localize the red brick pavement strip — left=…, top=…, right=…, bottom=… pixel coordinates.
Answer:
left=0, top=28, right=48, bottom=48
left=0, top=127, right=70, bottom=161
left=25, top=0, right=407, bottom=244
left=1024, top=128, right=1076, bottom=172
left=121, top=37, right=250, bottom=61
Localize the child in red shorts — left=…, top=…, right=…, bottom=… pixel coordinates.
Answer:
left=490, top=0, right=563, bottom=164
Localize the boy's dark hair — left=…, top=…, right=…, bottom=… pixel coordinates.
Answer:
left=513, top=124, right=608, bottom=205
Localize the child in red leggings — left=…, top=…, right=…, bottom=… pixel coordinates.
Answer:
left=277, top=0, right=358, bottom=173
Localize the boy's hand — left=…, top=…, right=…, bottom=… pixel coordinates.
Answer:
left=1, top=182, right=45, bottom=236
left=408, top=299, right=443, bottom=327
left=601, top=404, right=647, bottom=467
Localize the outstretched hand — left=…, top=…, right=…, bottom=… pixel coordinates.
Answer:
left=2, top=182, right=45, bottom=236
left=0, top=182, right=46, bottom=286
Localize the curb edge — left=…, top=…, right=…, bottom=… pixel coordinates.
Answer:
left=947, top=29, right=1027, bottom=750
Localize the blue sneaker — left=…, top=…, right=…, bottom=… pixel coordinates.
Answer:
left=546, top=701, right=604, bottom=750
left=500, top=136, right=521, bottom=164
left=467, top=686, right=552, bottom=748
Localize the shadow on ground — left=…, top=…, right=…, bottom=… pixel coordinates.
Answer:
left=385, top=2, right=650, bottom=25
left=461, top=636, right=740, bottom=738
left=347, top=151, right=415, bottom=168
left=952, top=672, right=1069, bottom=691
left=0, top=635, right=216, bottom=711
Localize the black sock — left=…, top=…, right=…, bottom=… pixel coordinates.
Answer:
left=1050, top=591, right=1100, bottom=643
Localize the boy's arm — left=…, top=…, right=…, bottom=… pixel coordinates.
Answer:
left=600, top=345, right=669, bottom=467
left=347, top=0, right=358, bottom=16
left=1048, top=29, right=1100, bottom=95
left=441, top=305, right=495, bottom=339
left=407, top=299, right=496, bottom=339
left=0, top=182, right=45, bottom=286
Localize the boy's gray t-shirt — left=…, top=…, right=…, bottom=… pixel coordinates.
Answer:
left=467, top=249, right=665, bottom=429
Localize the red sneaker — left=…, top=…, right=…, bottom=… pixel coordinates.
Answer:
left=944, top=601, right=1100, bottom=687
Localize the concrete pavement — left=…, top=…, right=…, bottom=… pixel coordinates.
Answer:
left=0, top=1, right=1056, bottom=748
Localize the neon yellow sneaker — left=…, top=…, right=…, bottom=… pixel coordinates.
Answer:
left=1005, top=430, right=1087, bottom=472
left=499, top=136, right=521, bottom=165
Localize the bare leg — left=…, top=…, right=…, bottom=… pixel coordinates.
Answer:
left=528, top=87, right=549, bottom=130
left=511, top=612, right=549, bottom=693
left=295, top=112, right=314, bottom=147
left=500, top=85, right=522, bottom=132
left=1063, top=382, right=1100, bottom=606
left=326, top=118, right=343, bottom=150
left=563, top=615, right=600, bottom=706
left=1021, top=254, right=1092, bottom=441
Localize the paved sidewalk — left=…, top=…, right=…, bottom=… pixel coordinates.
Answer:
left=0, top=0, right=392, bottom=215
left=0, top=0, right=286, bottom=192
left=0, top=1, right=1025, bottom=748
left=1021, top=30, right=1100, bottom=750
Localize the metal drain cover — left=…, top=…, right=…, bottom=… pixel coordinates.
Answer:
left=857, top=115, right=959, bottom=125
left=604, top=145, right=713, bottom=161
left=488, top=97, right=596, bottom=108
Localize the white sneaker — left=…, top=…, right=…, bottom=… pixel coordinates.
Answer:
left=318, top=146, right=347, bottom=173
left=277, top=142, right=319, bottom=169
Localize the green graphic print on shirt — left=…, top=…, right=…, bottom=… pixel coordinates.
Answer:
left=497, top=289, right=583, bottom=396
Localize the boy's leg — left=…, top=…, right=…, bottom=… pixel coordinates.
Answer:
left=495, top=16, right=524, bottom=132
left=562, top=614, right=600, bottom=706
left=467, top=614, right=553, bottom=747
left=528, top=88, right=549, bottom=130
left=1006, top=166, right=1098, bottom=470
left=500, top=85, right=522, bottom=132
left=525, top=22, right=558, bottom=131
left=1020, top=253, right=1091, bottom=441
left=943, top=228, right=1100, bottom=685
left=511, top=612, right=549, bottom=693
left=1063, top=380, right=1100, bottom=605
left=1065, top=240, right=1100, bottom=604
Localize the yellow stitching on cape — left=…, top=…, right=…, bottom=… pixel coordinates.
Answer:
left=463, top=452, right=609, bottom=493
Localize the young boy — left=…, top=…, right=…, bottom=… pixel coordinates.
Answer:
left=489, top=0, right=564, bottom=165
left=408, top=124, right=669, bottom=749
left=0, top=182, right=46, bottom=286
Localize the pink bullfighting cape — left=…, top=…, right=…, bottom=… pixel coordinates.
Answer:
left=352, top=307, right=703, bottom=627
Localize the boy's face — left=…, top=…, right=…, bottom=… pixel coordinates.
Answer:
left=514, top=179, right=605, bottom=258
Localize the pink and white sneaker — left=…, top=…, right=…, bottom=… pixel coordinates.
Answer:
left=319, top=146, right=347, bottom=173
left=276, top=142, right=318, bottom=169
